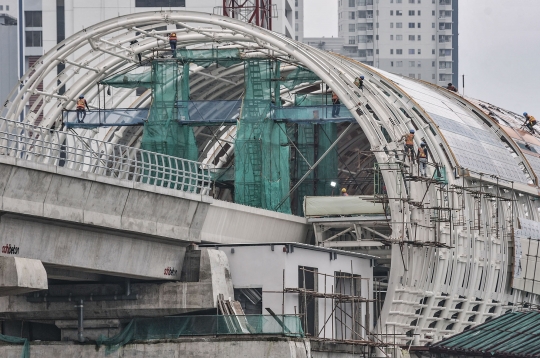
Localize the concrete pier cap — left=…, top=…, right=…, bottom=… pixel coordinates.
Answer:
left=0, top=256, right=47, bottom=296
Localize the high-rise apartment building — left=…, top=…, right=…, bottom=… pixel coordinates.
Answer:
left=337, top=0, right=458, bottom=86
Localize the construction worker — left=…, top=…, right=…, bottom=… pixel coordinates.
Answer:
left=446, top=83, right=458, bottom=92
left=401, top=129, right=415, bottom=162
left=76, top=95, right=90, bottom=123
left=331, top=91, right=341, bottom=118
left=523, top=112, right=537, bottom=134
left=417, top=142, right=429, bottom=177
left=354, top=75, right=364, bottom=91
left=341, top=188, right=349, bottom=196
left=169, top=32, right=177, bottom=57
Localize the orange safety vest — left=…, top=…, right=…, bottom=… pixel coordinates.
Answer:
left=405, top=133, right=414, bottom=145
left=528, top=115, right=537, bottom=125
left=169, top=33, right=177, bottom=40
left=76, top=98, right=86, bottom=109
left=419, top=147, right=427, bottom=158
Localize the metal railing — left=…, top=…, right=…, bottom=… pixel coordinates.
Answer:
left=0, top=117, right=211, bottom=194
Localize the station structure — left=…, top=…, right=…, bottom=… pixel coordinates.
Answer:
left=0, top=9, right=539, bottom=357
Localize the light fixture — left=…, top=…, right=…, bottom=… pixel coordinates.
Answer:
left=330, top=181, right=337, bottom=187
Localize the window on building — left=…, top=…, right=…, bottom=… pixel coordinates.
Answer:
left=432, top=49, right=435, bottom=54
left=0, top=5, right=3, bottom=10
left=295, top=11, right=298, bottom=19
left=409, top=0, right=415, bottom=3
left=439, top=22, right=452, bottom=30
left=439, top=74, right=452, bottom=82
left=409, top=61, right=415, bottom=67
left=358, top=10, right=367, bottom=18
left=439, top=35, right=452, bottom=42
left=432, top=74, right=436, bottom=79
left=349, top=36, right=356, bottom=44
left=349, top=24, right=356, bottom=32
left=367, top=49, right=374, bottom=56
left=396, top=61, right=403, bottom=67
left=295, top=36, right=298, bottom=40
left=391, top=61, right=394, bottom=67
left=439, top=49, right=452, bottom=56
left=358, top=35, right=367, bottom=43
left=358, top=23, right=367, bottom=31
left=409, top=10, right=415, bottom=16
left=357, top=0, right=367, bottom=5
left=390, top=35, right=394, bottom=40
left=418, top=22, right=421, bottom=28
left=349, top=11, right=356, bottom=19
left=295, top=0, right=299, bottom=6
left=376, top=49, right=379, bottom=54
left=417, top=35, right=421, bottom=40
left=390, top=22, right=394, bottom=28
left=432, top=10, right=435, bottom=15
left=432, top=22, right=435, bottom=28
left=397, top=0, right=402, bottom=3
left=367, top=10, right=373, bottom=18
left=418, top=10, right=421, bottom=15
left=368, top=23, right=374, bottom=30
left=396, top=22, right=403, bottom=28
left=396, top=10, right=402, bottom=16
left=390, top=10, right=394, bottom=15
left=25, top=11, right=43, bottom=27
left=349, top=0, right=355, bottom=6
left=25, top=31, right=42, bottom=47
left=409, top=49, right=415, bottom=54
left=409, top=35, right=415, bottom=41
left=135, top=0, right=185, bottom=6
left=432, top=35, right=435, bottom=41
left=440, top=0, right=452, bottom=5
left=358, top=49, right=367, bottom=57
left=409, top=74, right=416, bottom=78
left=439, top=10, right=452, bottom=18
left=432, top=61, right=435, bottom=67
left=439, top=61, right=452, bottom=69
left=396, top=35, right=403, bottom=40
left=396, top=49, right=403, bottom=54
left=5, top=5, right=8, bottom=10
left=417, top=61, right=421, bottom=67
left=391, top=49, right=394, bottom=54
left=418, top=49, right=421, bottom=54
left=367, top=35, right=374, bottom=43
left=408, top=23, right=415, bottom=28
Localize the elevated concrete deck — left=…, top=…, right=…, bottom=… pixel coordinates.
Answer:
left=0, top=156, right=308, bottom=280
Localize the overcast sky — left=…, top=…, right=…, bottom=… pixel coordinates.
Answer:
left=304, top=0, right=540, bottom=118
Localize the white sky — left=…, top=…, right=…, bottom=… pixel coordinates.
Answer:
left=304, top=0, right=540, bottom=118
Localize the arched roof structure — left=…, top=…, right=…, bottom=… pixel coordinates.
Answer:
left=2, top=10, right=540, bottom=346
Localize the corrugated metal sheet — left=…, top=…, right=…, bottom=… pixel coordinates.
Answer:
left=432, top=311, right=540, bottom=357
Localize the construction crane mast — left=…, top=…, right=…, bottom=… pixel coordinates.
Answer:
left=222, top=0, right=274, bottom=30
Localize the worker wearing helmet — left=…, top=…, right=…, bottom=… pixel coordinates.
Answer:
left=354, top=75, right=365, bottom=91
left=169, top=32, right=177, bottom=57
left=76, top=95, right=90, bottom=123
left=523, top=112, right=537, bottom=134
left=401, top=129, right=416, bottom=162
left=341, top=188, right=349, bottom=196
left=417, top=142, right=429, bottom=177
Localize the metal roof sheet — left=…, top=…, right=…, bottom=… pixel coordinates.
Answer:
left=431, top=311, right=540, bottom=357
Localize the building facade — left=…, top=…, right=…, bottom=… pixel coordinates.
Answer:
left=334, top=0, right=458, bottom=87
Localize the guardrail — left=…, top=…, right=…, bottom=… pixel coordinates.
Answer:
left=0, top=117, right=211, bottom=194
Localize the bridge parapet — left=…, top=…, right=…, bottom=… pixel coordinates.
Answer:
left=0, top=117, right=211, bottom=195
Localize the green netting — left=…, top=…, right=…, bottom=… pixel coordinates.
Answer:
left=140, top=61, right=198, bottom=188
left=176, top=48, right=242, bottom=68
left=235, top=60, right=291, bottom=213
left=294, top=94, right=339, bottom=215
left=97, top=315, right=303, bottom=355
left=281, top=67, right=320, bottom=90
left=0, top=334, right=29, bottom=358
left=101, top=70, right=152, bottom=88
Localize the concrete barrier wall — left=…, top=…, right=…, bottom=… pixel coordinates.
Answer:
left=1, top=337, right=310, bottom=358
left=0, top=156, right=307, bottom=246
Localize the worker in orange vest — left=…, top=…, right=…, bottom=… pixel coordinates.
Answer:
left=400, top=129, right=415, bottom=162
left=76, top=95, right=90, bottom=123
left=417, top=142, right=429, bottom=177
left=169, top=32, right=177, bottom=57
left=523, top=112, right=537, bottom=134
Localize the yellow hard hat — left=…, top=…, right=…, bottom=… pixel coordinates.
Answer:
left=341, top=188, right=347, bottom=193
